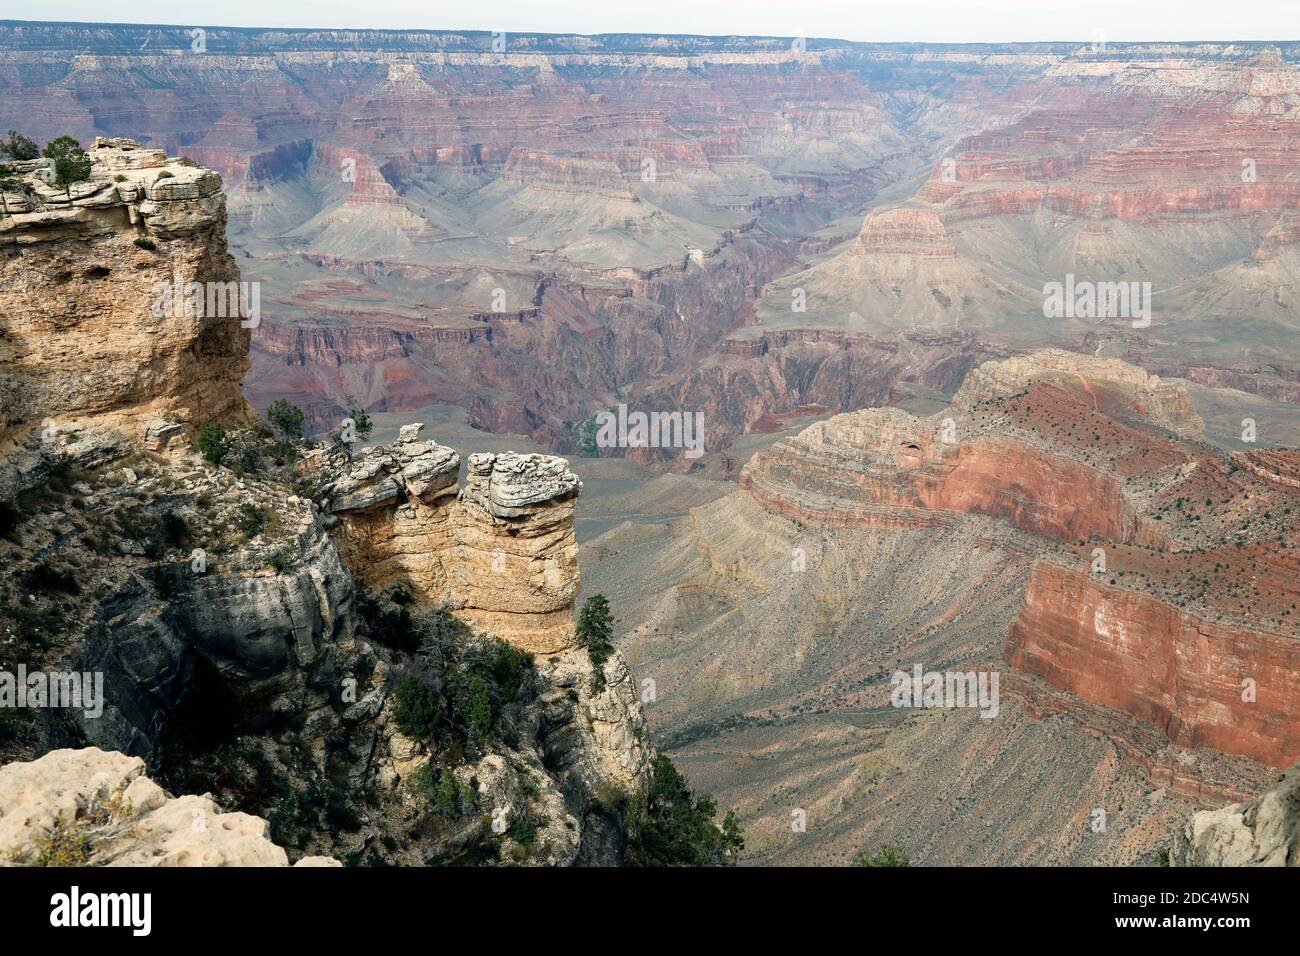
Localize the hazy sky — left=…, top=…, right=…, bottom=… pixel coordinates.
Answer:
left=10, top=0, right=1299, bottom=44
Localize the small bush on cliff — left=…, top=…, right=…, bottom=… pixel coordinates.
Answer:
left=853, top=845, right=911, bottom=867
left=0, top=130, right=39, bottom=161
left=392, top=676, right=441, bottom=740
left=236, top=503, right=266, bottom=540
left=42, top=136, right=92, bottom=196
left=624, top=754, right=744, bottom=867
left=348, top=407, right=373, bottom=439
left=365, top=592, right=535, bottom=755
left=198, top=421, right=230, bottom=465
left=576, top=594, right=616, bottom=690
left=133, top=237, right=156, bottom=251
left=412, top=764, right=474, bottom=818
left=268, top=399, right=306, bottom=441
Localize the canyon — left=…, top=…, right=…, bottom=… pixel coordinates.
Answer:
left=4, top=26, right=1298, bottom=457
left=0, top=22, right=1297, bottom=868
left=587, top=351, right=1299, bottom=862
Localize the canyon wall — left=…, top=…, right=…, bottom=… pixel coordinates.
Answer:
left=736, top=351, right=1300, bottom=790
left=1008, top=561, right=1300, bottom=768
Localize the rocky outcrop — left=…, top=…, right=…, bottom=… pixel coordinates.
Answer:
left=736, top=352, right=1300, bottom=799
left=0, top=137, right=251, bottom=468
left=0, top=748, right=338, bottom=866
left=321, top=425, right=583, bottom=654
left=740, top=353, right=1172, bottom=545
left=0, top=139, right=650, bottom=867
left=951, top=350, right=1205, bottom=440
left=1171, top=763, right=1300, bottom=866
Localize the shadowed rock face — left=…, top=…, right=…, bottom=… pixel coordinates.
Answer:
left=321, top=425, right=584, bottom=654
left=0, top=138, right=252, bottom=459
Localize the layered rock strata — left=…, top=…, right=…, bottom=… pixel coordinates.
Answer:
left=0, top=138, right=250, bottom=500
left=320, top=424, right=583, bottom=654
left=740, top=351, right=1300, bottom=781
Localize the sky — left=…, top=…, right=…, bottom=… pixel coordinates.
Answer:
left=6, top=0, right=1298, bottom=44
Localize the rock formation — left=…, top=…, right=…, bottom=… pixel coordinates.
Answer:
left=586, top=349, right=1297, bottom=862
left=741, top=352, right=1300, bottom=778
left=0, top=137, right=250, bottom=498
left=1171, top=763, right=1300, bottom=866
left=319, top=425, right=583, bottom=654
left=0, top=748, right=339, bottom=866
left=0, top=139, right=650, bottom=867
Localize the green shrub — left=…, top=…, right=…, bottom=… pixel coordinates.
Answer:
left=462, top=675, right=492, bottom=744
left=412, top=764, right=472, bottom=818
left=508, top=810, right=540, bottom=846
left=42, top=136, right=91, bottom=194
left=576, top=594, right=615, bottom=690
left=267, top=399, right=306, bottom=441
left=155, top=170, right=174, bottom=180
left=197, top=421, right=229, bottom=464
left=392, top=676, right=441, bottom=740
left=0, top=130, right=39, bottom=161
left=235, top=503, right=265, bottom=540
left=853, top=845, right=911, bottom=867
left=133, top=237, right=156, bottom=251
left=624, top=754, right=744, bottom=866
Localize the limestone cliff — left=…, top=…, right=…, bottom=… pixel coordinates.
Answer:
left=319, top=426, right=582, bottom=654
left=0, top=137, right=251, bottom=497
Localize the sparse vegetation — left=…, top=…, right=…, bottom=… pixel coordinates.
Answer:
left=622, top=754, right=744, bottom=866
left=348, top=407, right=373, bottom=439
left=576, top=594, right=615, bottom=691
left=268, top=399, right=306, bottom=441
left=854, top=844, right=912, bottom=867
left=41, top=135, right=92, bottom=195
left=198, top=421, right=230, bottom=464
left=0, top=130, right=39, bottom=161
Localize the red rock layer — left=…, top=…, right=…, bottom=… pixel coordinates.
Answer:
left=1008, top=562, right=1300, bottom=768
